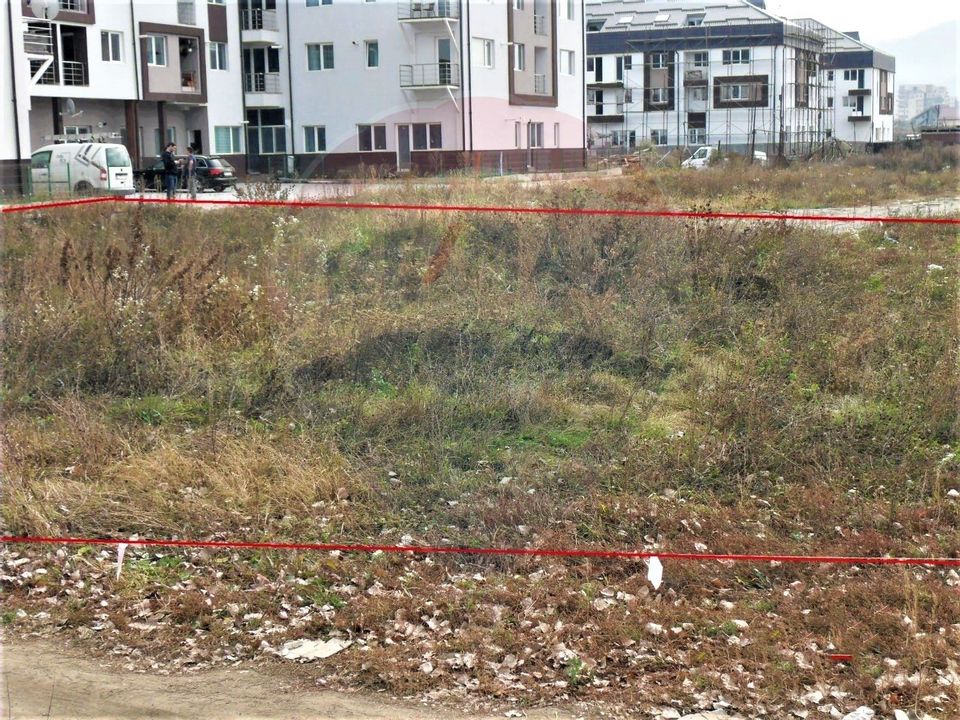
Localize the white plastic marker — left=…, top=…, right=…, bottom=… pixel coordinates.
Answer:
left=647, top=556, right=663, bottom=589
left=116, top=542, right=128, bottom=580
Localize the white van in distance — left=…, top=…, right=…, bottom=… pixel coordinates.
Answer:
left=681, top=146, right=769, bottom=170
left=30, top=142, right=135, bottom=195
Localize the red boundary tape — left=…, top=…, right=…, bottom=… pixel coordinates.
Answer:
left=2, top=535, right=958, bottom=568
left=1, top=194, right=958, bottom=225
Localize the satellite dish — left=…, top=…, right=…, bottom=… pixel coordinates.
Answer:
left=27, top=0, right=60, bottom=21
left=62, top=98, right=76, bottom=115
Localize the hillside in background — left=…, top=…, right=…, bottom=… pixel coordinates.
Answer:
left=881, top=20, right=959, bottom=96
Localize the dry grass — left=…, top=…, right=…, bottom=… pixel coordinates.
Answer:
left=1, top=170, right=958, bottom=715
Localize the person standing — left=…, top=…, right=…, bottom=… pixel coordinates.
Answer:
left=161, top=142, right=178, bottom=200
left=185, top=146, right=198, bottom=200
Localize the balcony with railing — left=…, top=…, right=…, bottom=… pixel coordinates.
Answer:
left=398, top=1, right=459, bottom=21
left=23, top=24, right=54, bottom=55
left=533, top=15, right=547, bottom=35
left=245, top=71, right=281, bottom=93
left=240, top=8, right=280, bottom=43
left=399, top=63, right=460, bottom=88
left=534, top=73, right=547, bottom=94
left=177, top=0, right=196, bottom=25
left=847, top=113, right=872, bottom=122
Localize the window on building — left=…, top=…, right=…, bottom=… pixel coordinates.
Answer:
left=827, top=96, right=834, bottom=108
left=842, top=95, right=857, bottom=107
left=651, top=129, right=667, bottom=145
left=303, top=126, right=326, bottom=153
left=475, top=38, right=494, bottom=68
left=214, top=126, right=242, bottom=154
left=650, top=87, right=669, bottom=103
left=101, top=31, right=122, bottom=62
left=586, top=56, right=594, bottom=72
left=145, top=35, right=167, bottom=66
left=365, top=40, right=379, bottom=68
left=623, top=54, right=632, bottom=70
left=691, top=51, right=708, bottom=67
left=306, top=0, right=332, bottom=5
left=514, top=121, right=521, bottom=148
left=686, top=13, right=705, bottom=26
left=722, top=48, right=750, bottom=65
left=564, top=0, right=574, bottom=20
left=720, top=84, right=745, bottom=101
left=209, top=41, right=227, bottom=70
left=412, top=123, right=442, bottom=150
left=649, top=52, right=668, bottom=69
left=358, top=124, right=386, bottom=151
left=560, top=49, right=575, bottom=75
left=843, top=69, right=854, bottom=81
left=514, top=43, right=525, bottom=71
left=553, top=122, right=560, bottom=146
left=688, top=128, right=706, bottom=144
left=586, top=19, right=604, bottom=32
left=528, top=122, right=544, bottom=148
left=514, top=0, right=524, bottom=9
left=64, top=125, right=93, bottom=138
left=827, top=70, right=834, bottom=81
left=307, top=43, right=334, bottom=70
left=689, top=86, right=707, bottom=101
left=624, top=88, right=633, bottom=104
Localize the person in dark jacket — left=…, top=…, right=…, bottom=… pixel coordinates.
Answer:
left=161, top=143, right=178, bottom=200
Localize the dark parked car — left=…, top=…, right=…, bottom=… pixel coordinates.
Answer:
left=134, top=154, right=238, bottom=193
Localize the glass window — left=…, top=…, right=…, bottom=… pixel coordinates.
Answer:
left=560, top=49, right=575, bottom=75
left=307, top=43, right=334, bottom=70
left=146, top=35, right=166, bottom=66
left=101, top=31, right=122, bottom=62
left=475, top=38, right=494, bottom=68
left=31, top=151, right=52, bottom=169
left=304, top=126, right=326, bottom=153
left=358, top=124, right=386, bottom=151
left=528, top=122, right=544, bottom=148
left=105, top=146, right=131, bottom=167
left=214, top=126, right=242, bottom=154
left=651, top=129, right=667, bottom=145
left=366, top=40, right=379, bottom=68
left=209, top=41, right=227, bottom=70
left=514, top=43, right=525, bottom=71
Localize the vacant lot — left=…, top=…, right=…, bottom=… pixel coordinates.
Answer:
left=1, top=172, right=958, bottom=718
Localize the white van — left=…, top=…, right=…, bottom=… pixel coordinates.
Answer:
left=30, top=142, right=135, bottom=195
left=681, top=146, right=769, bottom=170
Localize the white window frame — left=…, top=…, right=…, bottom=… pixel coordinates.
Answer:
left=307, top=42, right=335, bottom=71
left=691, top=51, right=708, bottom=68
left=650, top=87, right=669, bottom=103
left=560, top=49, right=575, bottom=76
left=528, top=122, right=544, bottom=148
left=303, top=125, right=326, bottom=153
left=475, top=38, right=494, bottom=68
left=145, top=35, right=167, bottom=67
left=553, top=122, right=560, bottom=146
left=651, top=129, right=667, bottom=146
left=564, top=0, right=574, bottom=20
left=214, top=126, right=242, bottom=154
left=649, top=52, right=668, bottom=69
left=209, top=41, right=227, bottom=71
left=358, top=124, right=387, bottom=152
left=365, top=40, right=379, bottom=69
left=514, top=0, right=524, bottom=9
left=514, top=42, right=525, bottom=71
left=723, top=48, right=750, bottom=65
left=101, top=31, right=122, bottom=63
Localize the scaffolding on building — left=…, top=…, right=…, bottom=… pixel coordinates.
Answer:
left=586, top=14, right=840, bottom=161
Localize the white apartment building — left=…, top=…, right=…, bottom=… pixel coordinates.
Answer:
left=2, top=0, right=585, bottom=194
left=239, top=0, right=585, bottom=177
left=1, top=0, right=247, bottom=195
left=583, top=0, right=895, bottom=156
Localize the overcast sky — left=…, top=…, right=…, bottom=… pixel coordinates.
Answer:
left=765, top=0, right=959, bottom=43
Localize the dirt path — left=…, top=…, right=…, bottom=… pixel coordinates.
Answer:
left=0, top=637, right=577, bottom=720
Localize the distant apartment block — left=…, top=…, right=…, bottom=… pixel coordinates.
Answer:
left=583, top=0, right=895, bottom=156
left=2, top=0, right=585, bottom=194
left=896, top=84, right=954, bottom=122
left=2, top=0, right=246, bottom=194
